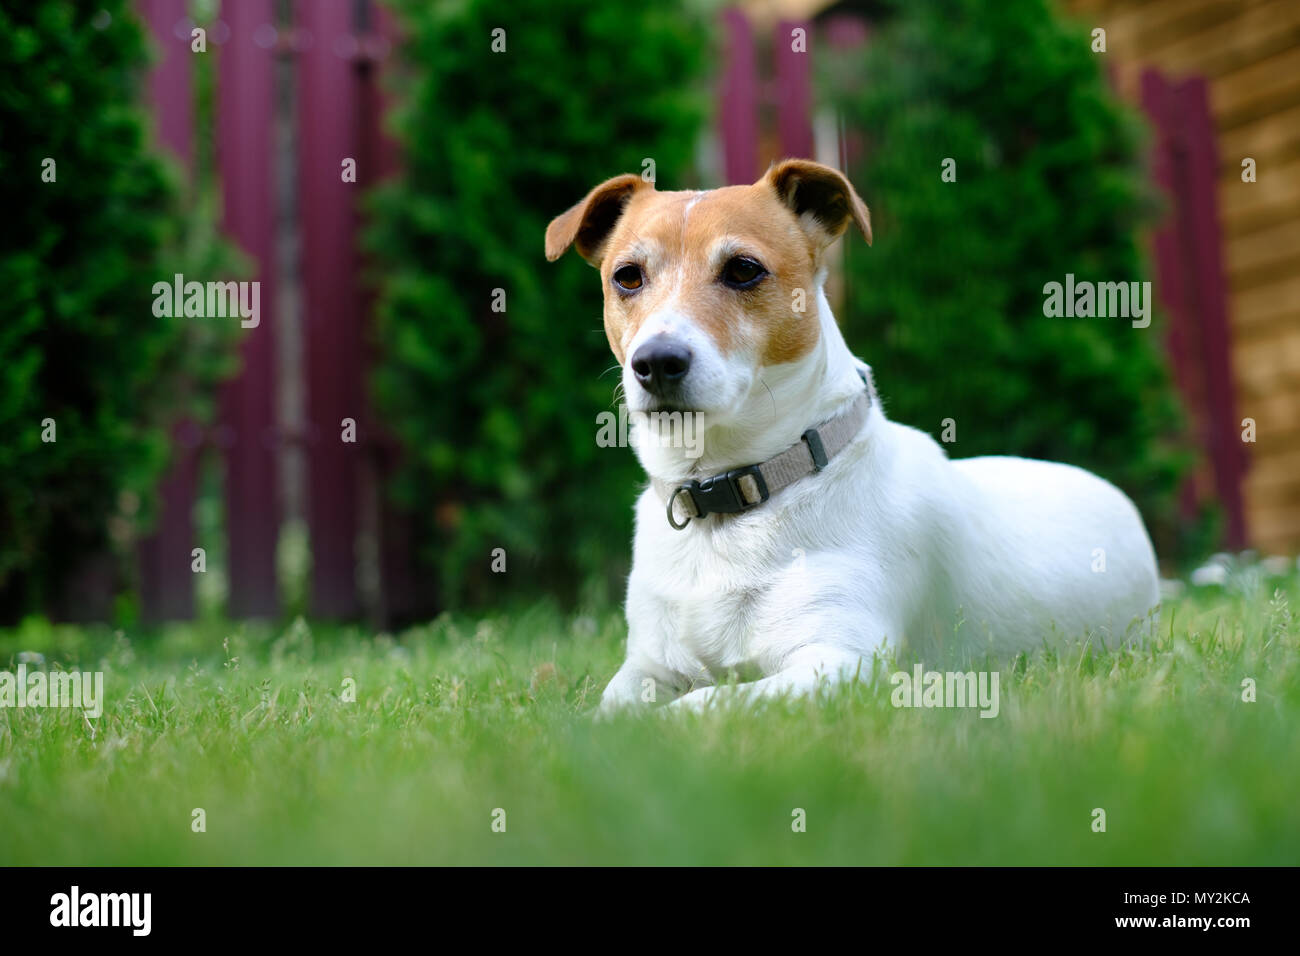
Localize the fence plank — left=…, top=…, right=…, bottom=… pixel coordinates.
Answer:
left=296, top=0, right=364, bottom=618
left=719, top=7, right=759, bottom=185
left=774, top=19, right=814, bottom=161
left=140, top=0, right=193, bottom=165
left=1176, top=75, right=1249, bottom=548
left=1141, top=69, right=1203, bottom=525
left=217, top=0, right=280, bottom=617
left=354, top=3, right=428, bottom=626
left=138, top=0, right=198, bottom=621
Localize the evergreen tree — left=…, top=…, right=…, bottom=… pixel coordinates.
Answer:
left=369, top=0, right=709, bottom=606
left=822, top=0, right=1194, bottom=559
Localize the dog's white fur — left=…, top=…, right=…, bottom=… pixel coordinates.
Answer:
left=548, top=164, right=1160, bottom=713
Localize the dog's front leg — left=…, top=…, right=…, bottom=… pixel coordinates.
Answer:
left=598, top=572, right=703, bottom=715
left=667, top=643, right=875, bottom=713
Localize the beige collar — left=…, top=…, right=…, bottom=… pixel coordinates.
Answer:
left=651, top=374, right=872, bottom=530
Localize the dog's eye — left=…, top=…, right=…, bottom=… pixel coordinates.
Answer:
left=613, top=264, right=643, bottom=292
left=721, top=256, right=766, bottom=289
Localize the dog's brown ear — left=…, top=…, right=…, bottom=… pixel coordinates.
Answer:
left=545, top=174, right=647, bottom=265
left=762, top=159, right=872, bottom=248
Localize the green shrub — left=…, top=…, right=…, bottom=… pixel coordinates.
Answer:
left=0, top=1, right=237, bottom=620
left=368, top=0, right=709, bottom=608
left=821, top=0, right=1197, bottom=561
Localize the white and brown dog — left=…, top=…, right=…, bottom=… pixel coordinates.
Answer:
left=546, top=159, right=1160, bottom=712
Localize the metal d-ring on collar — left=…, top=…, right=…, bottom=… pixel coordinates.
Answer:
left=666, top=486, right=693, bottom=530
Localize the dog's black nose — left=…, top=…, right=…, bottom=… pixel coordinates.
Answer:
left=631, top=339, right=692, bottom=394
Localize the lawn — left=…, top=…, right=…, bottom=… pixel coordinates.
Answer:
left=1, top=564, right=1297, bottom=866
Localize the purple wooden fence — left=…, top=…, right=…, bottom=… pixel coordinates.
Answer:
left=136, top=0, right=407, bottom=622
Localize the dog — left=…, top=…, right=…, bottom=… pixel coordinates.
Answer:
left=545, top=159, right=1160, bottom=712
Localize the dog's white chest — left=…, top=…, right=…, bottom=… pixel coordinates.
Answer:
left=637, top=511, right=795, bottom=676
left=674, top=582, right=762, bottom=676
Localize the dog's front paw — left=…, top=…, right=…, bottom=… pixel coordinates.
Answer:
left=595, top=666, right=647, bottom=719
left=593, top=693, right=640, bottom=721
left=665, top=685, right=717, bottom=714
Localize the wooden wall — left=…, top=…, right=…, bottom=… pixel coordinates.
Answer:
left=1064, top=0, right=1300, bottom=553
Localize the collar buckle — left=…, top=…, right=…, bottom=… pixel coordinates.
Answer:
left=669, top=464, right=770, bottom=529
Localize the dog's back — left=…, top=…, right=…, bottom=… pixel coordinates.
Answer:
left=938, top=454, right=1160, bottom=656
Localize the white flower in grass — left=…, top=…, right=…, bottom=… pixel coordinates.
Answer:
left=1190, top=558, right=1230, bottom=588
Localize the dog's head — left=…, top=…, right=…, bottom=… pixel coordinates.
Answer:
left=546, top=160, right=870, bottom=429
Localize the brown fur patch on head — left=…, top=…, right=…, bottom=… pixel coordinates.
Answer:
left=596, top=184, right=824, bottom=365
left=546, top=162, right=869, bottom=368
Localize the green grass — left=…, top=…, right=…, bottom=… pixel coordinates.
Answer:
left=2, top=570, right=1298, bottom=865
